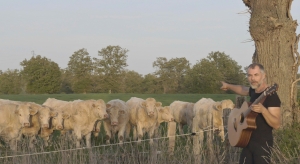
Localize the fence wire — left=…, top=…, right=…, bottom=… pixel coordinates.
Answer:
left=0, top=127, right=218, bottom=159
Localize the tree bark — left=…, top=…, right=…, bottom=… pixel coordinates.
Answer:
left=243, top=0, right=299, bottom=126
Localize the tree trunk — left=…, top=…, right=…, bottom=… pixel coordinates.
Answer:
left=243, top=0, right=300, bottom=126
left=163, top=85, right=168, bottom=94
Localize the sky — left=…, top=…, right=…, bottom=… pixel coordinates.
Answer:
left=1, top=0, right=300, bottom=75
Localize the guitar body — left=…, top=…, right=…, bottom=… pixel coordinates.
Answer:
left=227, top=101, right=258, bottom=147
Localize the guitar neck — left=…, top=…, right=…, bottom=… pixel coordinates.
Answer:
left=244, top=91, right=266, bottom=116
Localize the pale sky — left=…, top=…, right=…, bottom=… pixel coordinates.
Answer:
left=1, top=0, right=300, bottom=75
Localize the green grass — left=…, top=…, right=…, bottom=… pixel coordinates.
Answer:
left=0, top=93, right=237, bottom=105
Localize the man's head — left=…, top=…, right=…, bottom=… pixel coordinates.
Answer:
left=247, top=63, right=266, bottom=89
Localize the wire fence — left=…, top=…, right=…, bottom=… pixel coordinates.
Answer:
left=0, top=95, right=299, bottom=163
left=0, top=127, right=217, bottom=159
left=0, top=124, right=299, bottom=164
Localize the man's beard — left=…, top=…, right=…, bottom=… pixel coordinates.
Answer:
left=250, top=79, right=263, bottom=89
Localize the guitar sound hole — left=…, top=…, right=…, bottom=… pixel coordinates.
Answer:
left=234, top=118, right=237, bottom=131
left=240, top=114, right=245, bottom=123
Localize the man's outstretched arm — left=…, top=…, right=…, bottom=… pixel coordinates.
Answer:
left=220, top=81, right=249, bottom=96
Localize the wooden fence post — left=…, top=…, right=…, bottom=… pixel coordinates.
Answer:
left=235, top=95, right=247, bottom=108
left=192, top=117, right=202, bottom=163
left=167, top=122, right=176, bottom=155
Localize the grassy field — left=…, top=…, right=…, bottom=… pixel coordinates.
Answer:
left=0, top=93, right=238, bottom=105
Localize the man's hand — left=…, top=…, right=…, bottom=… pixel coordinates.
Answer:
left=220, top=81, right=229, bottom=91
left=251, top=103, right=267, bottom=113
left=220, top=81, right=249, bottom=96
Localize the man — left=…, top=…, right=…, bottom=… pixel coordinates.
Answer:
left=220, top=63, right=281, bottom=164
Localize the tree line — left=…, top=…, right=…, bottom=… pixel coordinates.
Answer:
left=0, top=45, right=247, bottom=94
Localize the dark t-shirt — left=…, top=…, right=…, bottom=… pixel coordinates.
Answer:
left=248, top=87, right=281, bottom=143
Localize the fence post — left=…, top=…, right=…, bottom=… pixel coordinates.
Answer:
left=235, top=95, right=247, bottom=108
left=167, top=122, right=176, bottom=155
left=150, top=138, right=158, bottom=164
left=192, top=117, right=202, bottom=163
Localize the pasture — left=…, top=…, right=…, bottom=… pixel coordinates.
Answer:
left=0, top=93, right=298, bottom=164
left=0, top=93, right=237, bottom=106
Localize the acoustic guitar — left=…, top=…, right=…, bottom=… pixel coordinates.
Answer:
left=227, top=83, right=278, bottom=147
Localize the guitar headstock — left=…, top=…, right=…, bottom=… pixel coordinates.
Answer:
left=264, top=83, right=279, bottom=96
